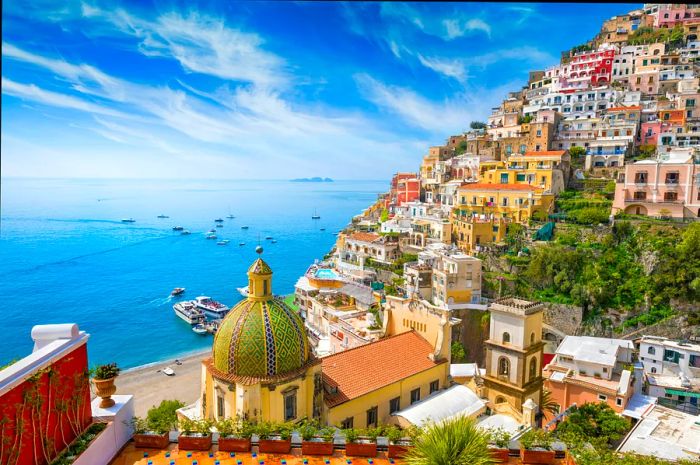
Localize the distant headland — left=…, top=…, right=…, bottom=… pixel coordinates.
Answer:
left=290, top=177, right=334, bottom=182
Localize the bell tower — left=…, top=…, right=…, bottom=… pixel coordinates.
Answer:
left=482, top=298, right=544, bottom=415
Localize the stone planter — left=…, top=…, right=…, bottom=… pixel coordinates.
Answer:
left=388, top=443, right=412, bottom=459
left=93, top=377, right=117, bottom=408
left=258, top=438, right=291, bottom=454
left=133, top=432, right=169, bottom=449
left=345, top=441, right=377, bottom=457
left=218, top=437, right=251, bottom=452
left=489, top=447, right=510, bottom=463
left=302, top=439, right=335, bottom=456
left=520, top=448, right=556, bottom=464
left=178, top=433, right=212, bottom=451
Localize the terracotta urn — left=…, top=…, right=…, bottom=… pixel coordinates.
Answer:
left=93, top=377, right=117, bottom=408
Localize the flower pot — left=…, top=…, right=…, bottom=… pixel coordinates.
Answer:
left=93, top=377, right=117, bottom=408
left=346, top=441, right=377, bottom=457
left=133, top=432, right=170, bottom=449
left=520, top=448, right=556, bottom=464
left=489, top=447, right=510, bottom=463
left=302, top=440, right=335, bottom=456
left=178, top=433, right=212, bottom=451
left=388, top=443, right=412, bottom=458
left=218, top=437, right=251, bottom=452
left=258, top=438, right=291, bottom=454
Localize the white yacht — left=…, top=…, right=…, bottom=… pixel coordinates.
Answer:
left=237, top=287, right=249, bottom=297
left=194, top=296, right=230, bottom=319
left=192, top=323, right=208, bottom=335
left=173, top=301, right=206, bottom=325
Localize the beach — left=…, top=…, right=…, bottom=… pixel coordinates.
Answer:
left=115, top=350, right=211, bottom=417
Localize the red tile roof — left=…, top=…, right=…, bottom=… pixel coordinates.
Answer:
left=520, top=150, right=566, bottom=157
left=458, top=183, right=539, bottom=191
left=321, top=331, right=445, bottom=408
left=348, top=232, right=381, bottom=243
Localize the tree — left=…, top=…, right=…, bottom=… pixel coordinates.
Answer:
left=555, top=402, right=630, bottom=448
left=404, top=415, right=494, bottom=465
left=455, top=140, right=469, bottom=155
left=470, top=121, right=487, bottom=130
left=540, top=389, right=560, bottom=417
left=636, top=144, right=656, bottom=159
left=451, top=341, right=467, bottom=363
left=569, top=146, right=586, bottom=159
left=380, top=208, right=389, bottom=223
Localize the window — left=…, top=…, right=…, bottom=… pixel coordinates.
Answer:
left=217, top=394, right=225, bottom=419
left=430, top=380, right=439, bottom=394
left=598, top=394, right=608, bottom=401
left=498, top=357, right=510, bottom=377
left=664, top=192, right=678, bottom=201
left=502, top=332, right=511, bottom=344
left=263, top=279, right=268, bottom=295
left=389, top=397, right=401, bottom=414
left=634, top=172, right=648, bottom=183
left=530, top=332, right=536, bottom=345
left=529, top=358, right=538, bottom=381
left=284, top=391, right=297, bottom=421
left=651, top=367, right=657, bottom=374
left=366, top=406, right=378, bottom=428
left=616, top=398, right=623, bottom=406
left=648, top=346, right=656, bottom=355
left=340, top=417, right=353, bottom=429
left=665, top=172, right=679, bottom=184
left=410, top=388, right=421, bottom=405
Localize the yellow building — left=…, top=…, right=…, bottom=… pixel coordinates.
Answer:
left=480, top=150, right=570, bottom=194
left=451, top=212, right=508, bottom=253
left=455, top=183, right=554, bottom=223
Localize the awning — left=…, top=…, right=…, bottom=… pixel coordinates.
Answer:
left=665, top=389, right=700, bottom=398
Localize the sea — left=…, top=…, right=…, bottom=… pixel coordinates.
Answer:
left=0, top=178, right=386, bottom=369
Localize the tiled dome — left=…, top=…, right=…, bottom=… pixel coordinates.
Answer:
left=212, top=257, right=309, bottom=379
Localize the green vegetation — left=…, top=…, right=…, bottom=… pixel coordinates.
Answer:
left=518, top=114, right=534, bottom=124
left=92, top=362, right=120, bottom=380
left=635, top=144, right=657, bottom=160
left=144, top=399, right=184, bottom=433
left=455, top=140, right=469, bottom=156
left=470, top=121, right=487, bottom=130
left=572, top=451, right=700, bottom=465
left=520, top=429, right=553, bottom=451
left=627, top=25, right=684, bottom=46
left=380, top=208, right=389, bottom=223
left=555, top=402, right=630, bottom=450
left=569, top=146, right=586, bottom=159
left=404, top=415, right=493, bottom=465
left=555, top=190, right=612, bottom=225
left=450, top=341, right=467, bottom=363
left=283, top=294, right=300, bottom=312
left=51, top=422, right=107, bottom=465
left=367, top=253, right=417, bottom=276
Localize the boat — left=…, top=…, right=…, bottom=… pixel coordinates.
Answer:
left=320, top=228, right=326, bottom=231
left=208, top=229, right=216, bottom=233
left=227, top=214, right=235, bottom=219
left=121, top=218, right=136, bottom=223
left=265, top=236, right=273, bottom=240
left=162, top=367, right=175, bottom=376
left=311, top=209, right=320, bottom=220
left=181, top=230, right=191, bottom=235
left=192, top=323, right=208, bottom=335
left=241, top=226, right=249, bottom=230
left=172, top=226, right=184, bottom=231
left=171, top=287, right=186, bottom=296
left=216, top=224, right=223, bottom=228
left=239, top=242, right=245, bottom=246
left=214, top=218, right=224, bottom=222
left=237, top=287, right=249, bottom=297
left=206, top=234, right=217, bottom=240
left=271, top=240, right=277, bottom=244
left=173, top=301, right=206, bottom=325
left=157, top=214, right=169, bottom=219
left=195, top=296, right=230, bottom=319
left=217, top=240, right=230, bottom=246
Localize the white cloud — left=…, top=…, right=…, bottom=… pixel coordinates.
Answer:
left=417, top=55, right=469, bottom=82
left=442, top=18, right=491, bottom=40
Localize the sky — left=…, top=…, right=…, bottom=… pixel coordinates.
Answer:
left=2, top=1, right=635, bottom=180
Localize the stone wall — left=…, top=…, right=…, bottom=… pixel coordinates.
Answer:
left=542, top=303, right=584, bottom=336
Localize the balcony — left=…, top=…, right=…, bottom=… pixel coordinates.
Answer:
left=587, top=149, right=625, bottom=155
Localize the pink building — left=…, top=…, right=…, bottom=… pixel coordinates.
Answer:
left=640, top=121, right=676, bottom=145
left=655, top=4, right=700, bottom=28
left=613, top=147, right=700, bottom=218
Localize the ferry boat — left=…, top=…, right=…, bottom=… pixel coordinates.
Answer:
left=172, top=226, right=184, bottom=231
left=195, top=296, right=230, bottom=319
left=171, top=287, right=186, bottom=296
left=157, top=214, right=169, bottom=219
left=214, top=218, right=224, bottom=223
left=173, top=301, right=205, bottom=325
left=192, top=323, right=208, bottom=335
left=121, top=218, right=136, bottom=223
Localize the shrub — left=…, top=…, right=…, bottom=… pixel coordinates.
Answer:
left=146, top=399, right=184, bottom=433
left=343, top=428, right=360, bottom=443
left=489, top=428, right=511, bottom=449
left=92, top=363, right=120, bottom=380
left=519, top=429, right=552, bottom=450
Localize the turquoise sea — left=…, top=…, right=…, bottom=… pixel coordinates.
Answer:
left=0, top=178, right=386, bottom=369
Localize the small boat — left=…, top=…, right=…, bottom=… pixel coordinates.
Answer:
left=216, top=224, right=224, bottom=228
left=121, top=218, right=136, bottom=223
left=239, top=242, right=245, bottom=246
left=271, top=240, right=277, bottom=244
left=192, top=324, right=208, bottom=335
left=208, top=229, right=216, bottom=233
left=265, top=236, right=273, bottom=240
left=171, top=287, right=186, bottom=296
left=320, top=228, right=326, bottom=231
left=217, top=240, right=230, bottom=246
left=206, top=234, right=217, bottom=240
left=241, top=226, right=249, bottom=230
left=172, top=226, right=184, bottom=231
left=181, top=230, right=191, bottom=235
left=311, top=209, right=320, bottom=220
left=214, top=218, right=224, bottom=222
left=237, top=287, right=249, bottom=297
left=162, top=367, right=175, bottom=376
left=157, top=214, right=169, bottom=219
left=227, top=214, right=235, bottom=219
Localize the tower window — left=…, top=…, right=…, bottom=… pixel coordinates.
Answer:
left=502, top=332, right=511, bottom=344
left=284, top=391, right=297, bottom=421
left=529, top=358, right=538, bottom=381
left=530, top=332, right=536, bottom=345
left=498, top=357, right=510, bottom=377
left=263, top=279, right=268, bottom=295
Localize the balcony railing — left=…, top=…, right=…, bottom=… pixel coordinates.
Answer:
left=587, top=149, right=625, bottom=155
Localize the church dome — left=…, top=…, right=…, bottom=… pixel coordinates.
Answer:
left=212, top=255, right=310, bottom=380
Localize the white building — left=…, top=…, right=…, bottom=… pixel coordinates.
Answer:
left=552, top=336, right=635, bottom=381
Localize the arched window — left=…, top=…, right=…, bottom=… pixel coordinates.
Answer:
left=498, top=357, right=510, bottom=377
left=530, top=332, right=536, bottom=345
left=529, top=358, right=538, bottom=381
left=495, top=396, right=506, bottom=404
left=651, top=367, right=657, bottom=374
left=502, top=332, right=511, bottom=344
left=648, top=346, right=656, bottom=355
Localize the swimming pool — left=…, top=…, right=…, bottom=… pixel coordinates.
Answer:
left=314, top=268, right=339, bottom=280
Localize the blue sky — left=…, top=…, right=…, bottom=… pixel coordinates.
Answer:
left=2, top=1, right=634, bottom=179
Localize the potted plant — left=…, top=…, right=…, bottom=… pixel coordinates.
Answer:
left=257, top=421, right=292, bottom=454
left=344, top=427, right=377, bottom=457
left=386, top=425, right=413, bottom=459
left=217, top=417, right=254, bottom=452
left=130, top=417, right=171, bottom=449
left=488, top=428, right=512, bottom=463
left=519, top=429, right=555, bottom=465
left=301, top=421, right=335, bottom=456
left=178, top=418, right=213, bottom=451
left=92, top=362, right=120, bottom=408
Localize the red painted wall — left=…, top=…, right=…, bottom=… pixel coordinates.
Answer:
left=0, top=344, right=92, bottom=465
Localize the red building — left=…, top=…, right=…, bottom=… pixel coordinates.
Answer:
left=551, top=48, right=615, bottom=91
left=387, top=172, right=420, bottom=211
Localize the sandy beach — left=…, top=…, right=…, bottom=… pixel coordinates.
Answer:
left=115, top=349, right=211, bottom=417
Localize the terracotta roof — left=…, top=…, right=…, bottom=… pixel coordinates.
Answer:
left=607, top=105, right=641, bottom=112
left=458, top=183, right=539, bottom=191
left=520, top=150, right=566, bottom=157
left=321, top=331, right=445, bottom=408
left=348, top=232, right=381, bottom=243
